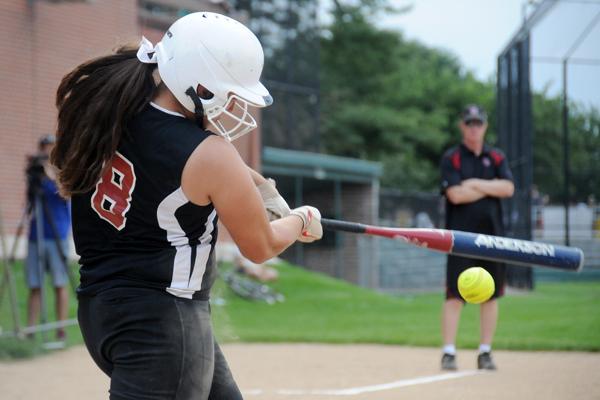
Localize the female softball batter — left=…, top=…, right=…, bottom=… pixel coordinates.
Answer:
left=51, top=12, right=321, bottom=400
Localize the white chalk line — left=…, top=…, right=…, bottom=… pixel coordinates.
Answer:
left=243, top=369, right=482, bottom=396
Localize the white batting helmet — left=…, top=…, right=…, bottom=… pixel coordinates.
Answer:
left=137, top=12, right=272, bottom=141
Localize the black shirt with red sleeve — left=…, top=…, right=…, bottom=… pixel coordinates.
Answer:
left=440, top=143, right=514, bottom=235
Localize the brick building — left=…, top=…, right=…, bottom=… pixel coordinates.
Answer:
left=0, top=0, right=259, bottom=256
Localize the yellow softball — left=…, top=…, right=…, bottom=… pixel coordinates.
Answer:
left=458, top=267, right=495, bottom=304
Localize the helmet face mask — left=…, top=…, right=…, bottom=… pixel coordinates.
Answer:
left=150, top=12, right=273, bottom=140
left=208, top=94, right=258, bottom=141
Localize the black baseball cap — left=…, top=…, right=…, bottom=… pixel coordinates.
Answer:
left=461, top=104, right=487, bottom=123
left=38, top=134, right=56, bottom=146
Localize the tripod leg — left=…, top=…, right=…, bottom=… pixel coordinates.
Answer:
left=0, top=203, right=25, bottom=337
left=0, top=205, right=29, bottom=305
left=0, top=206, right=29, bottom=307
left=7, top=206, right=30, bottom=264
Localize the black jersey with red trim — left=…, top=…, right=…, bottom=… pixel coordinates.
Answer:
left=72, top=103, right=218, bottom=300
left=440, top=143, right=514, bottom=235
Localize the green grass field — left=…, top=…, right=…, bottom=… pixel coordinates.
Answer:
left=1, top=261, right=599, bottom=359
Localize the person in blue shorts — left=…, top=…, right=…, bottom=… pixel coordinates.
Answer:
left=26, top=134, right=71, bottom=341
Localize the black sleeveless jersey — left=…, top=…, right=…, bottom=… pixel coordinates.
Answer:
left=72, top=103, right=218, bottom=300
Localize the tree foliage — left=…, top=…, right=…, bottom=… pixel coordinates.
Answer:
left=320, top=4, right=493, bottom=191
left=320, top=1, right=600, bottom=201
left=532, top=93, right=600, bottom=202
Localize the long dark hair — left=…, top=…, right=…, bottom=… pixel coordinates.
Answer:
left=52, top=45, right=157, bottom=196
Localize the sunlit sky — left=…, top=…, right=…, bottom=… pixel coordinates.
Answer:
left=381, top=0, right=524, bottom=81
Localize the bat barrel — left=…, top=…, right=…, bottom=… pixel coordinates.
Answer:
left=451, top=230, right=585, bottom=271
left=320, top=218, right=584, bottom=272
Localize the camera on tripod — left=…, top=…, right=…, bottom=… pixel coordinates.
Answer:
left=25, top=134, right=56, bottom=201
left=25, top=153, right=50, bottom=200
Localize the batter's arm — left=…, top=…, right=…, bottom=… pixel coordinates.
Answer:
left=182, top=136, right=303, bottom=263
left=246, top=166, right=268, bottom=186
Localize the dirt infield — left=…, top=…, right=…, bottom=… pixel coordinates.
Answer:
left=1, top=344, right=599, bottom=399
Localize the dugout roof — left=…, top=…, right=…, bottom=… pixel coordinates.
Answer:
left=262, top=146, right=382, bottom=184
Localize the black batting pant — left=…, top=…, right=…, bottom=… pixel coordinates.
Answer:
left=78, top=287, right=242, bottom=400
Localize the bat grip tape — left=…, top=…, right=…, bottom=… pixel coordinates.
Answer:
left=321, top=218, right=366, bottom=234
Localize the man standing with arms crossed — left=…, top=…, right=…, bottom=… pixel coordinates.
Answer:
left=439, top=105, right=514, bottom=370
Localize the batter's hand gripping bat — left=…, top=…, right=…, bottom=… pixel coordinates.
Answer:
left=320, top=219, right=584, bottom=271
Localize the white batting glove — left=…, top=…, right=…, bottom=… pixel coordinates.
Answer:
left=290, top=206, right=323, bottom=243
left=258, top=178, right=291, bottom=221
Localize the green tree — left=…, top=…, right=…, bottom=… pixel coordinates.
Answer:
left=320, top=2, right=493, bottom=190
left=533, top=92, right=600, bottom=203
